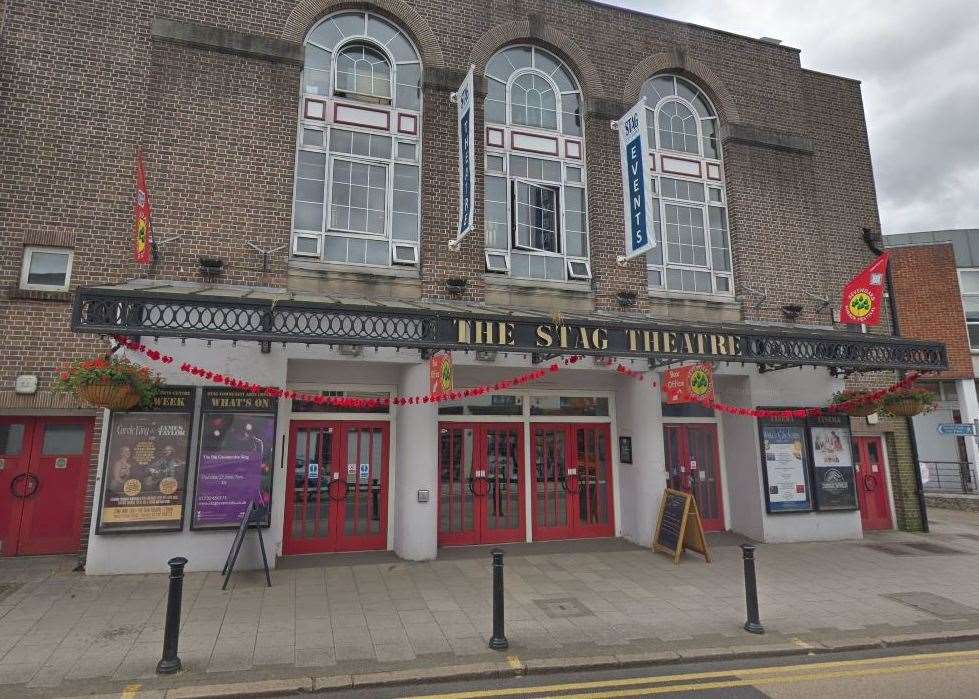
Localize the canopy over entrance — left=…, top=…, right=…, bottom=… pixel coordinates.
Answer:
left=72, top=281, right=947, bottom=373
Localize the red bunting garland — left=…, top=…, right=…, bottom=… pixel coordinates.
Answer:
left=112, top=335, right=920, bottom=419
left=601, top=357, right=920, bottom=419
left=112, top=336, right=581, bottom=410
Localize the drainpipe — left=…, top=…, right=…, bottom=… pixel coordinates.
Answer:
left=862, top=228, right=929, bottom=532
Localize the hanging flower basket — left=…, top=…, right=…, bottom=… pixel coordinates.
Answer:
left=75, top=383, right=141, bottom=410
left=54, top=357, right=162, bottom=411
left=880, top=388, right=936, bottom=418
left=831, top=390, right=878, bottom=417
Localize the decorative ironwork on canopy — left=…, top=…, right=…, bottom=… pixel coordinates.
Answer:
left=71, top=282, right=948, bottom=373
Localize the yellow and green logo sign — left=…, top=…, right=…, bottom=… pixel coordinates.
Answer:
left=847, top=290, right=874, bottom=320
left=689, top=367, right=712, bottom=397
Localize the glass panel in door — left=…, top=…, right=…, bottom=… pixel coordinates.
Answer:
left=343, top=425, right=384, bottom=539
left=438, top=426, right=476, bottom=544
left=484, top=426, right=522, bottom=538
left=533, top=427, right=568, bottom=534
left=290, top=426, right=332, bottom=545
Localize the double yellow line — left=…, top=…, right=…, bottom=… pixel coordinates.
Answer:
left=403, top=649, right=979, bottom=698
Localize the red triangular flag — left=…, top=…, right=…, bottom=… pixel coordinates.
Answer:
left=133, top=149, right=154, bottom=265
left=840, top=253, right=889, bottom=325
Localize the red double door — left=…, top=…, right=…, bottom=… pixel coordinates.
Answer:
left=663, top=423, right=725, bottom=532
left=531, top=423, right=614, bottom=541
left=1, top=417, right=94, bottom=556
left=438, top=423, right=524, bottom=546
left=852, top=436, right=892, bottom=530
left=284, top=421, right=389, bottom=554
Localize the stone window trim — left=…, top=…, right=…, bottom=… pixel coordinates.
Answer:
left=293, top=10, right=422, bottom=271
left=643, top=74, right=734, bottom=299
left=483, top=44, right=590, bottom=285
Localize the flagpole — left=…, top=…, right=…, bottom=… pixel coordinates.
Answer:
left=862, top=227, right=928, bottom=533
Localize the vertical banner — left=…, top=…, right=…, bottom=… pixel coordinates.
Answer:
left=840, top=253, right=889, bottom=325
left=133, top=149, right=154, bottom=265
left=615, top=98, right=657, bottom=261
left=192, top=389, right=277, bottom=529
left=451, top=65, right=476, bottom=248
left=429, top=352, right=454, bottom=394
left=663, top=364, right=714, bottom=404
left=96, top=387, right=195, bottom=533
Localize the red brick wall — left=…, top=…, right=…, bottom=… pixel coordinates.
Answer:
left=0, top=0, right=905, bottom=552
left=890, top=244, right=972, bottom=379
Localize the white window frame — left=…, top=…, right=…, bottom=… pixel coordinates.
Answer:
left=483, top=45, right=590, bottom=282
left=644, top=75, right=733, bottom=298
left=20, top=246, right=73, bottom=291
left=292, top=10, right=422, bottom=269
left=958, top=268, right=979, bottom=352
left=512, top=179, right=561, bottom=253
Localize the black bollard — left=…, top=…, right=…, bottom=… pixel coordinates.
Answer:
left=488, top=549, right=508, bottom=650
left=157, top=557, right=188, bottom=674
left=740, top=544, right=764, bottom=634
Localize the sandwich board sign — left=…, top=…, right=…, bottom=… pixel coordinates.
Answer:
left=653, top=488, right=711, bottom=564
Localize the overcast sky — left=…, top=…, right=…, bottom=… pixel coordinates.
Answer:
left=602, top=0, right=979, bottom=236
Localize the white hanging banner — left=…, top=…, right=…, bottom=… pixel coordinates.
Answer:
left=614, top=98, right=657, bottom=262
left=450, top=65, right=476, bottom=249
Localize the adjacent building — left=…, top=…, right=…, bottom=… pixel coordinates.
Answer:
left=0, top=0, right=945, bottom=572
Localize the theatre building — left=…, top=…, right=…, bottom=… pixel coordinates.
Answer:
left=0, top=0, right=945, bottom=572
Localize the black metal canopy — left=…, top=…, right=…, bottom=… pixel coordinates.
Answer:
left=71, top=281, right=948, bottom=373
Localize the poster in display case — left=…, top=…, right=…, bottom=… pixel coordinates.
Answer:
left=96, top=387, right=195, bottom=533
left=191, top=389, right=277, bottom=529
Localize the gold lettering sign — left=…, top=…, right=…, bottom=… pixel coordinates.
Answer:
left=451, top=317, right=743, bottom=361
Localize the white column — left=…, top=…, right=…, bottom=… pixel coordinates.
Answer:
left=617, top=374, right=666, bottom=546
left=393, top=362, right=438, bottom=560
left=958, top=379, right=979, bottom=484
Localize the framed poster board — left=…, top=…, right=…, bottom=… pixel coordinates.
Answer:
left=653, top=488, right=710, bottom=564
left=96, top=386, right=195, bottom=534
left=619, top=436, right=633, bottom=464
left=808, top=414, right=858, bottom=511
left=191, top=389, right=277, bottom=530
left=758, top=418, right=813, bottom=513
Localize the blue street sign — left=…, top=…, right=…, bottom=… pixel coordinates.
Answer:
left=937, top=423, right=975, bottom=436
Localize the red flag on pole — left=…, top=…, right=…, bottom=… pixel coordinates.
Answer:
left=133, top=150, right=154, bottom=265
left=840, top=253, right=889, bottom=325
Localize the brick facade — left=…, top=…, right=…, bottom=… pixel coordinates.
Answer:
left=1, top=0, right=920, bottom=552
left=890, top=244, right=973, bottom=379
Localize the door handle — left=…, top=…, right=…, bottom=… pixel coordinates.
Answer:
left=327, top=479, right=349, bottom=502
left=10, top=473, right=39, bottom=498
left=468, top=476, right=490, bottom=497
left=863, top=474, right=877, bottom=492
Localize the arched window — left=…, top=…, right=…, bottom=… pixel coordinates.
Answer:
left=482, top=46, right=589, bottom=282
left=292, top=11, right=422, bottom=268
left=642, top=75, right=733, bottom=296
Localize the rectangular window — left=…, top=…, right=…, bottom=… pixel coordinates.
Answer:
left=391, top=164, right=419, bottom=242
left=664, top=204, right=707, bottom=267
left=329, top=158, right=387, bottom=236
left=513, top=181, right=559, bottom=253
left=20, top=247, right=73, bottom=291
left=530, top=396, right=609, bottom=417
left=960, top=270, right=979, bottom=350
left=484, top=175, right=509, bottom=250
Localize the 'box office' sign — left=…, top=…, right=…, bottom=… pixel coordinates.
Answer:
left=757, top=412, right=858, bottom=514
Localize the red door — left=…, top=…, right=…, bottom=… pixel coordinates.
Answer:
left=531, top=423, right=614, bottom=541
left=438, top=423, right=524, bottom=546
left=283, top=420, right=389, bottom=554
left=853, top=436, right=892, bottom=530
left=1, top=417, right=93, bottom=556
left=664, top=424, right=725, bottom=532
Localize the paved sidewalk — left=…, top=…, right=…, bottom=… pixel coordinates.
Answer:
left=2, top=509, right=979, bottom=697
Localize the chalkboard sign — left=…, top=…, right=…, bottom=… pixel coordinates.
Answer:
left=221, top=501, right=272, bottom=591
left=653, top=489, right=711, bottom=564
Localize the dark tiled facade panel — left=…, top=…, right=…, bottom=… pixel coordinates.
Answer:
left=1, top=0, right=922, bottom=549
